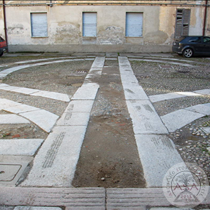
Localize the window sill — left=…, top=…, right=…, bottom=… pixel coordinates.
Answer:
left=31, top=36, right=49, bottom=38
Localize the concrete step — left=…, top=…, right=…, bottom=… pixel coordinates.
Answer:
left=0, top=187, right=209, bottom=210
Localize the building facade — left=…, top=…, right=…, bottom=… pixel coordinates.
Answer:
left=0, top=0, right=210, bottom=53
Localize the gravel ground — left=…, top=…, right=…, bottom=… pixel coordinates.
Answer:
left=131, top=59, right=210, bottom=183
left=0, top=59, right=92, bottom=138
left=131, top=61, right=210, bottom=95
left=154, top=96, right=210, bottom=116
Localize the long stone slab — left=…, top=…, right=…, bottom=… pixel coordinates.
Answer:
left=0, top=86, right=19, bottom=91
left=0, top=99, right=39, bottom=113
left=64, top=100, right=94, bottom=113
left=185, top=103, right=210, bottom=115
left=0, top=139, right=44, bottom=156
left=1, top=187, right=210, bottom=209
left=91, top=57, right=105, bottom=68
left=0, top=84, right=69, bottom=102
left=14, top=207, right=62, bottom=210
left=20, top=110, right=59, bottom=133
left=126, top=100, right=168, bottom=134
left=194, top=89, right=210, bottom=95
left=0, top=187, right=105, bottom=210
left=149, top=92, right=185, bottom=103
left=0, top=114, right=30, bottom=124
left=135, top=134, right=184, bottom=187
left=120, top=74, right=139, bottom=84
left=129, top=58, right=194, bottom=67
left=11, top=87, right=39, bottom=95
left=71, top=83, right=99, bottom=100
left=56, top=112, right=90, bottom=126
left=149, top=91, right=202, bottom=103
left=0, top=59, right=86, bottom=79
left=21, top=126, right=86, bottom=187
left=161, top=109, right=204, bottom=132
left=4, top=103, right=40, bottom=114
left=31, top=90, right=70, bottom=102
left=123, top=85, right=148, bottom=100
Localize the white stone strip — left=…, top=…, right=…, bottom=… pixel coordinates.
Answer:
left=14, top=207, right=62, bottom=210
left=145, top=57, right=196, bottom=63
left=149, top=90, right=209, bottom=103
left=21, top=57, right=103, bottom=187
left=31, top=90, right=70, bottom=102
left=194, top=89, right=210, bottom=95
left=0, top=57, right=70, bottom=68
left=129, top=58, right=194, bottom=67
left=119, top=57, right=184, bottom=187
left=91, top=56, right=105, bottom=69
left=161, top=109, right=204, bottom=132
left=0, top=139, right=44, bottom=156
left=20, top=110, right=59, bottom=133
left=0, top=99, right=59, bottom=133
left=126, top=100, right=168, bottom=134
left=15, top=57, right=70, bottom=64
left=0, top=187, right=106, bottom=209
left=186, top=103, right=210, bottom=115
left=149, top=92, right=185, bottom=103
left=21, top=126, right=87, bottom=187
left=0, top=59, right=86, bottom=79
left=85, top=57, right=105, bottom=81
left=0, top=83, right=70, bottom=102
left=57, top=100, right=94, bottom=126
left=0, top=114, right=30, bottom=124
left=135, top=135, right=183, bottom=188
left=71, top=83, right=99, bottom=100
left=123, top=84, right=148, bottom=100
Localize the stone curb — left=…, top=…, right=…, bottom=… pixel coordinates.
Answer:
left=0, top=187, right=209, bottom=209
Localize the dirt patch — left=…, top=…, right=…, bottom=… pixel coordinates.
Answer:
left=0, top=123, right=47, bottom=139
left=72, top=62, right=146, bottom=188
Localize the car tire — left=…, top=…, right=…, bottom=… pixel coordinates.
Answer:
left=0, top=50, right=3, bottom=57
left=183, top=48, right=193, bottom=58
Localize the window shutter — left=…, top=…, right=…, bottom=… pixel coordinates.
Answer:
left=31, top=13, right=48, bottom=37
left=175, top=9, right=190, bottom=39
left=83, top=13, right=97, bottom=37
left=126, top=13, right=143, bottom=37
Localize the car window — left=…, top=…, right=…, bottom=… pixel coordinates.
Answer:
left=203, top=37, right=210, bottom=43
left=0, top=37, right=4, bottom=42
left=189, top=37, right=201, bottom=43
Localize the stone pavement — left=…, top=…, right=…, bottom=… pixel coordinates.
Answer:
left=0, top=53, right=210, bottom=209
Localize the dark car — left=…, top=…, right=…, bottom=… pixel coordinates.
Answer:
left=0, top=36, right=7, bottom=57
left=172, top=36, right=210, bottom=58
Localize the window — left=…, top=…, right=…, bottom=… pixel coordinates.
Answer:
left=175, top=9, right=191, bottom=39
left=204, top=37, right=210, bottom=43
left=189, top=37, right=201, bottom=43
left=31, top=13, right=48, bottom=37
left=83, top=12, right=97, bottom=37
left=126, top=12, right=143, bottom=37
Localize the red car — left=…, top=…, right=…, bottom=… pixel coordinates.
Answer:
left=0, top=36, right=7, bottom=57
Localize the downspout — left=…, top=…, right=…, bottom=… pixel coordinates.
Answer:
left=2, top=0, right=8, bottom=51
left=203, top=0, right=208, bottom=36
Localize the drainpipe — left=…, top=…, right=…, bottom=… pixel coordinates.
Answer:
left=203, top=0, right=208, bottom=36
left=2, top=0, right=8, bottom=51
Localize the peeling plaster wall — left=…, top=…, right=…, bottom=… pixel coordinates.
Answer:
left=158, top=6, right=176, bottom=44
left=189, top=7, right=203, bottom=35
left=0, top=6, right=5, bottom=38
left=4, top=4, right=207, bottom=52
left=206, top=7, right=210, bottom=36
